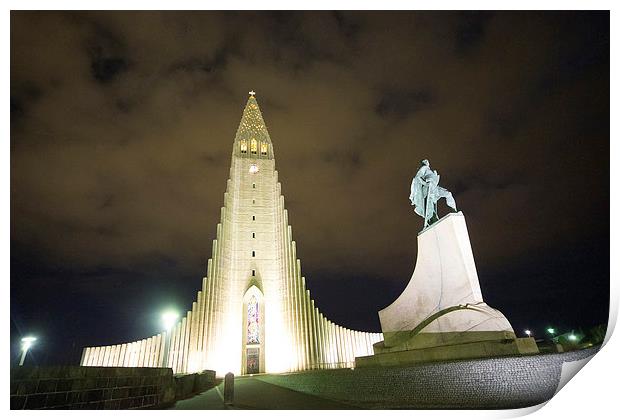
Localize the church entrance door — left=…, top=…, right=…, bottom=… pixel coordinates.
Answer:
left=246, top=347, right=259, bottom=374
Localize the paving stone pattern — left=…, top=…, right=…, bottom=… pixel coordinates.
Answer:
left=10, top=366, right=175, bottom=410
left=256, top=347, right=600, bottom=409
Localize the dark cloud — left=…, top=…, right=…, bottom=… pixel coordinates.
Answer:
left=10, top=11, right=609, bottom=364
left=454, top=11, right=494, bottom=55
left=375, top=88, right=434, bottom=119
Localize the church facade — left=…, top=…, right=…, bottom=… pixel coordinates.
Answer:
left=80, top=94, right=383, bottom=376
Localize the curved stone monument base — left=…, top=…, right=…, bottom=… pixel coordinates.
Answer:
left=356, top=212, right=538, bottom=368
left=356, top=336, right=538, bottom=368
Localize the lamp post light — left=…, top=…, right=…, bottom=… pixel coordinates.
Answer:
left=546, top=327, right=555, bottom=335
left=161, top=311, right=178, bottom=369
left=19, top=336, right=37, bottom=366
left=525, top=329, right=532, bottom=338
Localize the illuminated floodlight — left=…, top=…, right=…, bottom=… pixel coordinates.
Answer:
left=162, top=311, right=179, bottom=331
left=19, top=336, right=37, bottom=366
left=546, top=328, right=555, bottom=334
left=568, top=334, right=577, bottom=341
left=525, top=330, right=532, bottom=337
left=21, top=336, right=37, bottom=350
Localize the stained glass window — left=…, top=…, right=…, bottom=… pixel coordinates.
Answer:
left=247, top=295, right=259, bottom=344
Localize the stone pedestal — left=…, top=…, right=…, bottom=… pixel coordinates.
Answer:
left=357, top=212, right=538, bottom=368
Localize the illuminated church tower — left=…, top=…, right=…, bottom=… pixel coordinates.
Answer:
left=80, top=93, right=383, bottom=376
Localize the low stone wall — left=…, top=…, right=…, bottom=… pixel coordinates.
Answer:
left=256, top=347, right=600, bottom=409
left=10, top=366, right=180, bottom=409
left=174, top=370, right=217, bottom=400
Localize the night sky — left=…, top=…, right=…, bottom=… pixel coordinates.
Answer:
left=10, top=11, right=609, bottom=365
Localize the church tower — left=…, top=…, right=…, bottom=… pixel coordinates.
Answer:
left=80, top=93, right=383, bottom=376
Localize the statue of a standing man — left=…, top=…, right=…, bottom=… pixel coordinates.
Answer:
left=410, top=159, right=457, bottom=228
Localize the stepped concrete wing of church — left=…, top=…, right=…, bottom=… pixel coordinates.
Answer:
left=80, top=94, right=384, bottom=376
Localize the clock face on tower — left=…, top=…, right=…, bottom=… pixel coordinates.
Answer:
left=249, top=164, right=259, bottom=174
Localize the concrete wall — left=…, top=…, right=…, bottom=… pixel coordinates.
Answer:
left=10, top=366, right=215, bottom=410
left=255, top=348, right=599, bottom=409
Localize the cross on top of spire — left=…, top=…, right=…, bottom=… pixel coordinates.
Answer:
left=249, top=90, right=256, bottom=96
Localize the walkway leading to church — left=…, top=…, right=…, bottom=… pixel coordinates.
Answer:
left=171, top=375, right=357, bottom=410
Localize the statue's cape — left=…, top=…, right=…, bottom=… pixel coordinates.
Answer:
left=410, top=167, right=429, bottom=218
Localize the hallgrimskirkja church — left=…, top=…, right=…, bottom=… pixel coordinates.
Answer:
left=80, top=93, right=383, bottom=376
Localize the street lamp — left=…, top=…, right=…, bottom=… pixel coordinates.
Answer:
left=19, top=336, right=37, bottom=366
left=525, top=329, right=532, bottom=338
left=546, top=327, right=555, bottom=335
left=161, top=311, right=179, bottom=368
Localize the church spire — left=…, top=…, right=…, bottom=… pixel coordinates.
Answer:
left=234, top=92, right=273, bottom=158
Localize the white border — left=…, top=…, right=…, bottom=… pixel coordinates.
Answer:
left=4, top=2, right=616, bottom=419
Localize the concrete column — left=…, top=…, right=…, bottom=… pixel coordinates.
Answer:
left=183, top=311, right=192, bottom=373
left=199, top=277, right=208, bottom=369
left=91, top=347, right=98, bottom=366
left=133, top=341, right=140, bottom=367
left=334, top=326, right=340, bottom=367
left=346, top=330, right=353, bottom=365
left=341, top=330, right=348, bottom=366
left=172, top=324, right=182, bottom=372
left=111, top=345, right=119, bottom=366
left=356, top=331, right=363, bottom=357
left=210, top=237, right=222, bottom=372
left=98, top=346, right=105, bottom=366
left=130, top=342, right=137, bottom=367
left=204, top=262, right=213, bottom=369
left=80, top=348, right=89, bottom=366
left=116, top=344, right=123, bottom=366
left=125, top=343, right=132, bottom=367
left=138, top=339, right=146, bottom=367
left=178, top=316, right=187, bottom=373
left=329, top=322, right=336, bottom=368
left=188, top=302, right=197, bottom=371
left=322, top=317, right=329, bottom=368
left=298, top=270, right=308, bottom=369
left=193, top=292, right=203, bottom=367
left=286, top=226, right=297, bottom=371
left=102, top=346, right=110, bottom=367
left=337, top=327, right=344, bottom=368
left=305, top=292, right=313, bottom=369
left=145, top=338, right=153, bottom=367
left=96, top=347, right=103, bottom=366
left=118, top=344, right=126, bottom=367
left=86, top=347, right=94, bottom=366
left=325, top=322, right=331, bottom=368
left=292, top=248, right=302, bottom=371
left=314, top=308, right=322, bottom=369
left=177, top=317, right=186, bottom=373
left=204, top=274, right=213, bottom=368
left=97, top=346, right=105, bottom=366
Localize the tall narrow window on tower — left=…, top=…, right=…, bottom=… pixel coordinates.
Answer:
left=240, top=140, right=247, bottom=153
left=261, top=143, right=268, bottom=155
left=250, top=138, right=258, bottom=154
left=247, top=295, right=260, bottom=344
